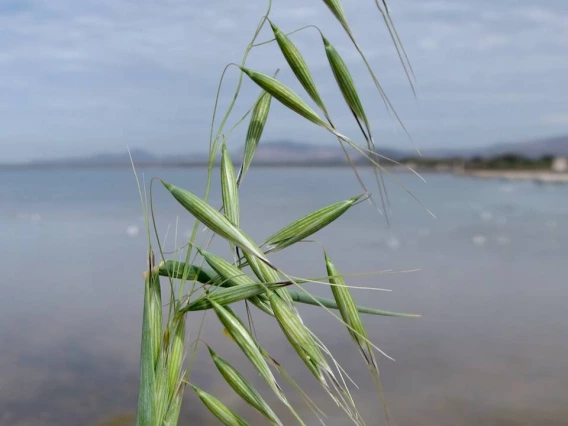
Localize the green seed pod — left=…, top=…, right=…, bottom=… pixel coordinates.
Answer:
left=183, top=281, right=286, bottom=312
left=197, top=249, right=274, bottom=315
left=322, top=0, right=351, bottom=33
left=161, top=180, right=271, bottom=265
left=221, top=143, right=239, bottom=227
left=211, top=300, right=288, bottom=404
left=208, top=346, right=283, bottom=426
left=263, top=193, right=365, bottom=252
left=238, top=90, right=272, bottom=185
left=270, top=21, right=326, bottom=113
left=323, top=36, right=369, bottom=131
left=325, top=252, right=371, bottom=361
left=191, top=385, right=251, bottom=426
left=268, top=291, right=334, bottom=387
left=240, top=67, right=327, bottom=128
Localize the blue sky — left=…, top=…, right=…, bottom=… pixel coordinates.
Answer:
left=1, top=0, right=567, bottom=162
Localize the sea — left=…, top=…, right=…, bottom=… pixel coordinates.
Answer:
left=1, top=167, right=567, bottom=426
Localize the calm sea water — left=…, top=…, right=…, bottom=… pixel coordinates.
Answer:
left=1, top=167, right=567, bottom=426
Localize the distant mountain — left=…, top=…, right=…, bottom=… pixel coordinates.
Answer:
left=25, top=148, right=207, bottom=167
left=5, top=134, right=568, bottom=168
left=238, top=140, right=408, bottom=164
left=28, top=148, right=160, bottom=166
left=477, top=135, right=568, bottom=158
left=18, top=140, right=408, bottom=168
left=234, top=140, right=342, bottom=163
left=422, top=135, right=568, bottom=159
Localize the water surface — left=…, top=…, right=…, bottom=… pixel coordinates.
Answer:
left=1, top=168, right=567, bottom=425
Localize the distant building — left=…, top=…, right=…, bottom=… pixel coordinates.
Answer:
left=551, top=157, right=568, bottom=173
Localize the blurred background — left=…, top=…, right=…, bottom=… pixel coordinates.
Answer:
left=1, top=1, right=567, bottom=425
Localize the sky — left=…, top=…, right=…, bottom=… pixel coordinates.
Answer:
left=0, top=0, right=567, bottom=162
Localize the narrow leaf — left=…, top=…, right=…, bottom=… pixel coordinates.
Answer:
left=287, top=289, right=419, bottom=317
left=158, top=260, right=216, bottom=284
left=136, top=253, right=158, bottom=426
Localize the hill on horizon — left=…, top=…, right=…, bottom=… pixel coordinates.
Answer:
left=422, top=134, right=568, bottom=159
left=5, top=134, right=567, bottom=167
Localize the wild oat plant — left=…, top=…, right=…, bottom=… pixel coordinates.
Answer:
left=135, top=1, right=421, bottom=425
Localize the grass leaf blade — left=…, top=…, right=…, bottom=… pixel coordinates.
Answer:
left=158, top=260, right=216, bottom=284
left=136, top=253, right=159, bottom=426
left=287, top=289, right=419, bottom=317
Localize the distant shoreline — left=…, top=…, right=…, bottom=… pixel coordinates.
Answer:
left=0, top=162, right=410, bottom=170
left=456, top=169, right=568, bottom=183
left=2, top=163, right=568, bottom=184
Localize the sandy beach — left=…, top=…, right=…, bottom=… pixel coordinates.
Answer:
left=456, top=169, right=568, bottom=183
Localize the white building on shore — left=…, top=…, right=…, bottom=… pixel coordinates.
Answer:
left=551, top=157, right=568, bottom=173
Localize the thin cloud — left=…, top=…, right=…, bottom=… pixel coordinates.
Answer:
left=0, top=0, right=567, bottom=162
left=542, top=114, right=568, bottom=125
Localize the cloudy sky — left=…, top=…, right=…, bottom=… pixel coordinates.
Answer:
left=1, top=0, right=567, bottom=162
